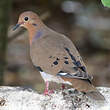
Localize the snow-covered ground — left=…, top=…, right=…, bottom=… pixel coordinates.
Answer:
left=0, top=86, right=109, bottom=110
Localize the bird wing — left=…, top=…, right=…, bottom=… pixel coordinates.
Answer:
left=56, top=47, right=93, bottom=81
left=30, top=31, right=93, bottom=82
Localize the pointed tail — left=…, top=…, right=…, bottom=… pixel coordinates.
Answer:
left=86, top=90, right=105, bottom=101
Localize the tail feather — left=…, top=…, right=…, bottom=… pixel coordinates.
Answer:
left=61, top=77, right=105, bottom=101
left=86, top=91, right=105, bottom=101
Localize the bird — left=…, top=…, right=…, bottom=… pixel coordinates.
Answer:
left=13, top=11, right=105, bottom=100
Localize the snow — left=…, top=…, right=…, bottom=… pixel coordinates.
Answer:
left=0, top=86, right=109, bottom=110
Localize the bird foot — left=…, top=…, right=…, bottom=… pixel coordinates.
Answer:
left=44, top=81, right=54, bottom=95
left=44, top=89, right=54, bottom=96
left=62, top=84, right=65, bottom=90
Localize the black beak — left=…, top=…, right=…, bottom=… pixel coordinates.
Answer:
left=13, top=23, right=21, bottom=31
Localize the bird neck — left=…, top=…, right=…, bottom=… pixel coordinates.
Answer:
left=28, top=24, right=45, bottom=45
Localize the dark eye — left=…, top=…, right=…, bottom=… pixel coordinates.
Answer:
left=24, top=17, right=29, bottom=21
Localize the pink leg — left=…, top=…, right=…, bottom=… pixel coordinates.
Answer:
left=62, top=84, right=65, bottom=90
left=44, top=81, right=54, bottom=95
left=44, top=81, right=49, bottom=95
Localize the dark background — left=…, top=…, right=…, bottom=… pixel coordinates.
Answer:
left=0, top=0, right=110, bottom=92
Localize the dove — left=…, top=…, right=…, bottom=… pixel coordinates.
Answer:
left=13, top=11, right=105, bottom=100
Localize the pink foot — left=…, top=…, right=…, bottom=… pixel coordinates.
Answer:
left=62, top=84, right=65, bottom=90
left=44, top=89, right=54, bottom=95
left=44, top=81, right=54, bottom=95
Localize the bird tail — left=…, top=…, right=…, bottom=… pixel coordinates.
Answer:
left=61, top=77, right=105, bottom=100
left=86, top=90, right=105, bottom=101
left=62, top=77, right=105, bottom=101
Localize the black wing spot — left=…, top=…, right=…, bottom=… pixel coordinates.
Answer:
left=36, top=66, right=43, bottom=72
left=64, top=47, right=87, bottom=73
left=64, top=61, right=69, bottom=64
left=53, top=61, right=58, bottom=65
left=80, top=66, right=86, bottom=72
left=56, top=58, right=60, bottom=60
left=73, top=67, right=78, bottom=71
left=64, top=47, right=76, bottom=62
left=76, top=61, right=81, bottom=66
left=58, top=70, right=65, bottom=73
left=64, top=57, right=68, bottom=59
left=73, top=61, right=87, bottom=72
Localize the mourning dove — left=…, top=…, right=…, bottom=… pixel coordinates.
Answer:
left=13, top=11, right=105, bottom=100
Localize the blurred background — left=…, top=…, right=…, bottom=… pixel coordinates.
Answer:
left=0, top=0, right=110, bottom=92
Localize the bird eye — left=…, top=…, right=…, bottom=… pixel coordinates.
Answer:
left=24, top=17, right=29, bottom=21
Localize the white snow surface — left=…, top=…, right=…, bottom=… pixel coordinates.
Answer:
left=0, top=86, right=109, bottom=110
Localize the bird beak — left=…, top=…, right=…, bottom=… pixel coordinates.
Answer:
left=13, top=23, right=21, bottom=31
left=13, top=22, right=24, bottom=31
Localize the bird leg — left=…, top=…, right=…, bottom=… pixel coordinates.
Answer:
left=44, top=81, right=54, bottom=95
left=62, top=84, right=65, bottom=90
left=44, top=81, right=49, bottom=95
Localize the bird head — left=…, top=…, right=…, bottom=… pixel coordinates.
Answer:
left=13, top=11, right=42, bottom=31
